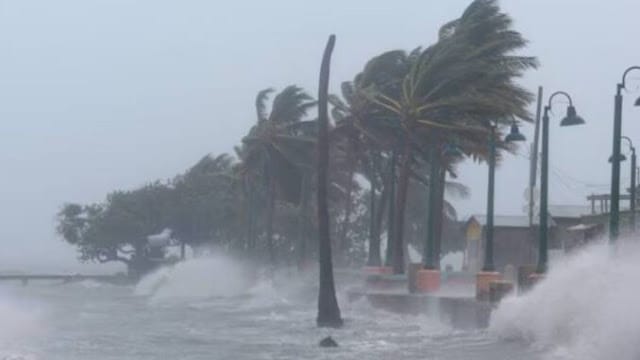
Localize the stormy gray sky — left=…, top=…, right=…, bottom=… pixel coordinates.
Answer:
left=0, top=0, right=638, bottom=270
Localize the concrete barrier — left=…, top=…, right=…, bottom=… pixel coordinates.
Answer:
left=407, top=263, right=422, bottom=293
left=476, top=271, right=501, bottom=301
left=489, top=280, right=514, bottom=303
left=347, top=290, right=492, bottom=329
left=365, top=274, right=407, bottom=291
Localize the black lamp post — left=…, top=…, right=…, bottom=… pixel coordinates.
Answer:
left=482, top=122, right=525, bottom=272
left=538, top=91, right=585, bottom=274
left=610, top=66, right=640, bottom=243
left=622, top=136, right=637, bottom=232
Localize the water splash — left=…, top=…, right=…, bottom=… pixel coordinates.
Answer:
left=490, top=239, right=640, bottom=359
left=0, top=293, right=42, bottom=359
left=135, top=255, right=255, bottom=301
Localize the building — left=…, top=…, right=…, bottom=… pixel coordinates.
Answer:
left=462, top=214, right=555, bottom=273
left=461, top=189, right=639, bottom=274
left=549, top=205, right=604, bottom=251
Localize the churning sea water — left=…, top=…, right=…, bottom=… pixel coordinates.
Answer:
left=0, top=242, right=638, bottom=360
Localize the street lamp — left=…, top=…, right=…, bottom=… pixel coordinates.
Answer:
left=482, top=122, right=526, bottom=272
left=622, top=136, right=637, bottom=232
left=610, top=66, right=640, bottom=243
left=538, top=91, right=585, bottom=274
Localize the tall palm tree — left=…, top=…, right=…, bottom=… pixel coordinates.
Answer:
left=330, top=67, right=403, bottom=267
left=316, top=34, right=342, bottom=328
left=241, top=85, right=316, bottom=265
left=363, top=0, right=537, bottom=274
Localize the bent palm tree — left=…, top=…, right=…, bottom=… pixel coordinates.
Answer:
left=241, top=85, right=316, bottom=265
left=365, top=0, right=537, bottom=273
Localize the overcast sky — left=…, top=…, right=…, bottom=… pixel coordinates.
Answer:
left=0, top=0, right=638, bottom=270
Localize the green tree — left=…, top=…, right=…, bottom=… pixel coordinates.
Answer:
left=241, top=85, right=316, bottom=265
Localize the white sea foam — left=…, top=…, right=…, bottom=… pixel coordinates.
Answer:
left=490, top=239, right=640, bottom=359
left=134, top=254, right=259, bottom=302
left=0, top=293, right=42, bottom=359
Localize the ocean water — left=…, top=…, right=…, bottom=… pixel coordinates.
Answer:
left=0, top=243, right=637, bottom=360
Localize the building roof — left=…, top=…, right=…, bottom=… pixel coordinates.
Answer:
left=468, top=214, right=556, bottom=228
left=548, top=205, right=592, bottom=219
left=566, top=223, right=600, bottom=231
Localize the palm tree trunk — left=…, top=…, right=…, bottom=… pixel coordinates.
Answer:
left=338, top=142, right=356, bottom=265
left=297, top=172, right=311, bottom=270
left=366, top=179, right=382, bottom=266
left=266, top=177, right=276, bottom=266
left=392, top=134, right=411, bottom=274
left=246, top=184, right=256, bottom=252
left=316, top=34, right=342, bottom=328
left=385, top=150, right=396, bottom=266
left=433, top=168, right=446, bottom=269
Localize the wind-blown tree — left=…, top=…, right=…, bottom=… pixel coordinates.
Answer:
left=56, top=182, right=176, bottom=277
left=365, top=0, right=537, bottom=273
left=330, top=85, right=377, bottom=266
left=316, top=34, right=343, bottom=328
left=330, top=59, right=406, bottom=267
left=241, top=85, right=316, bottom=265
left=170, top=153, right=239, bottom=254
left=56, top=154, right=244, bottom=276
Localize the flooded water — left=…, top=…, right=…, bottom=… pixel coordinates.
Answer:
left=0, top=243, right=637, bottom=360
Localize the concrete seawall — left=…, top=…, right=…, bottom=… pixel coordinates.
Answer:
left=347, top=289, right=493, bottom=329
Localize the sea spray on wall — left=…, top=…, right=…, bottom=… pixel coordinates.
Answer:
left=135, top=255, right=255, bottom=300
left=490, top=239, right=640, bottom=359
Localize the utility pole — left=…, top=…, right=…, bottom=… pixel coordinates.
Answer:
left=529, top=86, right=543, bottom=227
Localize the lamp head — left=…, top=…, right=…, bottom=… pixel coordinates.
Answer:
left=443, top=144, right=464, bottom=158
left=609, top=153, right=627, bottom=163
left=560, top=106, right=585, bottom=126
left=504, top=123, right=526, bottom=142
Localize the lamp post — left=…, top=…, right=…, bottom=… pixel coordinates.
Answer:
left=475, top=122, right=525, bottom=300
left=482, top=122, right=526, bottom=272
left=622, top=136, right=636, bottom=232
left=538, top=91, right=585, bottom=274
left=610, top=66, right=640, bottom=243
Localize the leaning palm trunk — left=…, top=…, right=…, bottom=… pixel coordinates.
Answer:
left=297, top=173, right=311, bottom=269
left=392, top=131, right=411, bottom=274
left=373, top=170, right=390, bottom=263
left=366, top=179, right=382, bottom=266
left=265, top=177, right=276, bottom=266
left=337, top=141, right=356, bottom=265
left=316, top=34, right=342, bottom=328
left=385, top=149, right=397, bottom=266
left=246, top=184, right=256, bottom=252
left=433, top=167, right=446, bottom=269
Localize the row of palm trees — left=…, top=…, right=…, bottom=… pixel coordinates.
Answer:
left=236, top=0, right=536, bottom=280
left=56, top=0, right=538, bottom=329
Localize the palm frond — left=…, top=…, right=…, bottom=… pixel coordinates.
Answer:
left=255, top=88, right=275, bottom=123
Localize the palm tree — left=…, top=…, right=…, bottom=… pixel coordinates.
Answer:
left=365, top=0, right=537, bottom=273
left=316, top=34, right=343, bottom=328
left=241, top=86, right=316, bottom=265
left=330, top=64, right=404, bottom=267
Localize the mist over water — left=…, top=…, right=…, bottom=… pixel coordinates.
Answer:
left=490, top=239, right=640, bottom=359
left=4, top=246, right=640, bottom=359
